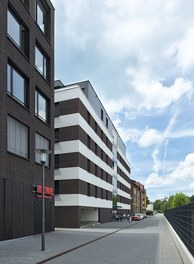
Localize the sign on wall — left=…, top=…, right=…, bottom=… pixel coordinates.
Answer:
left=33, top=185, right=54, bottom=199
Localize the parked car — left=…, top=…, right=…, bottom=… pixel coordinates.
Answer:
left=146, top=210, right=154, bottom=216
left=138, top=213, right=144, bottom=220
left=132, top=213, right=140, bottom=221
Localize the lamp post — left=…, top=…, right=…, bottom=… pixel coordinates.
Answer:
left=35, top=149, right=51, bottom=251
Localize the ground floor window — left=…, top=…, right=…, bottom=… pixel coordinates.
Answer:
left=7, top=115, right=28, bottom=158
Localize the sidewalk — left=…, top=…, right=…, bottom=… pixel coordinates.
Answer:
left=0, top=215, right=187, bottom=264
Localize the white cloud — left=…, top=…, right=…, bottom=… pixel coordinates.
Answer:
left=115, top=127, right=142, bottom=144
left=103, top=74, right=193, bottom=116
left=126, top=69, right=193, bottom=110
left=138, top=128, right=162, bottom=147
left=170, top=153, right=194, bottom=181
left=53, top=0, right=194, bottom=108
left=189, top=181, right=194, bottom=188
left=177, top=28, right=194, bottom=71
left=145, top=172, right=171, bottom=187
left=168, top=129, right=194, bottom=139
left=145, top=153, right=194, bottom=188
left=152, top=149, right=162, bottom=173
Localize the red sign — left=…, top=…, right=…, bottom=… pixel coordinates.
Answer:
left=33, top=185, right=54, bottom=199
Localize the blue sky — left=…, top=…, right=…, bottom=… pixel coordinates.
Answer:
left=52, top=0, right=194, bottom=202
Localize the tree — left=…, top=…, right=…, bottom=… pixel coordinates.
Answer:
left=189, top=195, right=194, bottom=203
left=154, top=199, right=162, bottom=212
left=146, top=196, right=150, bottom=205
left=112, top=194, right=117, bottom=207
left=173, top=193, right=190, bottom=207
left=161, top=198, right=168, bottom=211
left=167, top=194, right=175, bottom=209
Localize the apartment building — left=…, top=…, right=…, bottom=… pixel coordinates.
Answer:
left=131, top=180, right=147, bottom=214
left=54, top=80, right=131, bottom=227
left=0, top=0, right=54, bottom=240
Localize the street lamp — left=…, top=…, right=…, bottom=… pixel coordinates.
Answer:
left=35, top=148, right=51, bottom=251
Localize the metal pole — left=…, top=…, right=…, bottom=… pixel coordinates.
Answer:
left=42, top=163, right=45, bottom=251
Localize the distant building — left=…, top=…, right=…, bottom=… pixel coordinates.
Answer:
left=130, top=180, right=147, bottom=214
left=0, top=0, right=55, bottom=240
left=54, top=80, right=131, bottom=227
left=146, top=203, right=154, bottom=212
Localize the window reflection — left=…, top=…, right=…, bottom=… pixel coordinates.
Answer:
left=7, top=11, right=20, bottom=46
left=37, top=4, right=45, bottom=32
left=7, top=63, right=28, bottom=107
left=36, top=0, right=50, bottom=38
left=35, top=45, right=49, bottom=80
left=7, top=9, right=29, bottom=56
left=35, top=46, right=43, bottom=74
left=35, top=90, right=49, bottom=123
left=13, top=69, right=25, bottom=103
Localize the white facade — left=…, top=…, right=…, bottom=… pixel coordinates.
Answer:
left=54, top=80, right=131, bottom=227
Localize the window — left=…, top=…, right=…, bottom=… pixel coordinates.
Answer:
left=87, top=111, right=91, bottom=125
left=36, top=0, right=50, bottom=38
left=7, top=9, right=29, bottom=56
left=106, top=154, right=108, bottom=164
left=106, top=117, right=108, bottom=128
left=106, top=190, right=108, bottom=200
left=95, top=164, right=98, bottom=176
left=54, top=103, right=60, bottom=117
left=87, top=159, right=91, bottom=173
left=55, top=129, right=59, bottom=142
left=35, top=89, right=49, bottom=123
left=7, top=63, right=29, bottom=107
left=87, top=135, right=91, bottom=149
left=101, top=168, right=103, bottom=179
left=101, top=149, right=103, bottom=160
left=35, top=45, right=49, bottom=80
left=87, top=183, right=91, bottom=196
left=7, top=116, right=28, bottom=158
left=35, top=133, right=49, bottom=166
left=55, top=155, right=59, bottom=169
left=55, top=180, right=59, bottom=194
left=95, top=143, right=98, bottom=155
left=101, top=109, right=104, bottom=121
left=101, top=129, right=103, bottom=141
left=106, top=136, right=108, bottom=147
left=101, top=188, right=103, bottom=199
left=106, top=172, right=109, bottom=183
left=95, top=121, right=98, bottom=133
left=95, top=186, right=98, bottom=198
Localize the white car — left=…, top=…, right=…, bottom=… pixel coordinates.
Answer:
left=138, top=213, right=144, bottom=220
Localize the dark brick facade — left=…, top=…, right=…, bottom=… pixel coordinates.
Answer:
left=0, top=0, right=54, bottom=241
left=55, top=179, right=112, bottom=200
left=54, top=206, right=81, bottom=228
left=54, top=207, right=113, bottom=228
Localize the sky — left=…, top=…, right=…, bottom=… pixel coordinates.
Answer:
left=52, top=0, right=194, bottom=202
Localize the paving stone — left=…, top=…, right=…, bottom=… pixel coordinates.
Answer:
left=0, top=215, right=185, bottom=264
